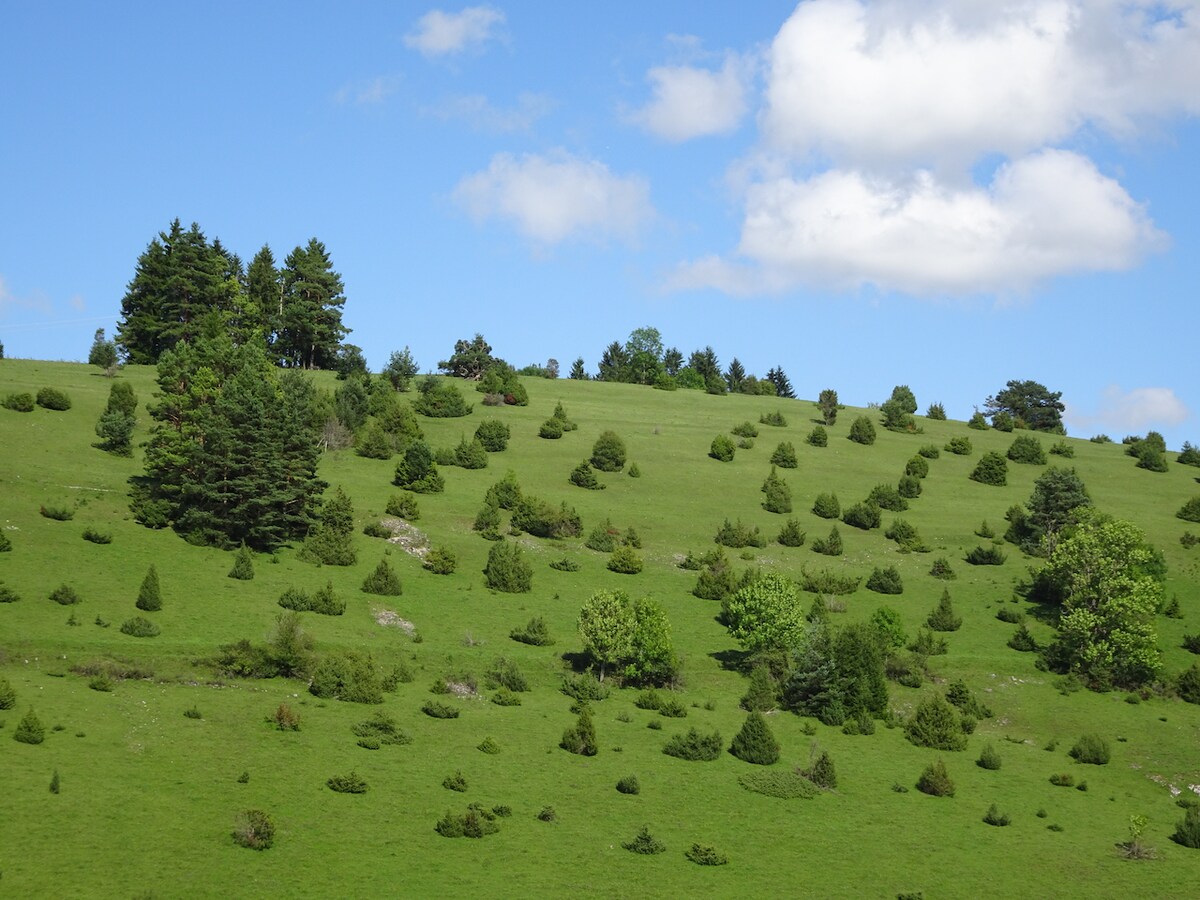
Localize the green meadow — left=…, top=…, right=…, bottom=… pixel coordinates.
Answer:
left=2, top=359, right=1199, bottom=898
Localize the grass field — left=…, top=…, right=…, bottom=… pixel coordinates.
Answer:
left=2, top=359, right=1199, bottom=898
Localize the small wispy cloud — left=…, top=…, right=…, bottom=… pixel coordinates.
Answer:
left=1065, top=385, right=1191, bottom=436
left=335, top=75, right=402, bottom=106
left=425, top=92, right=553, bottom=133
left=404, top=6, right=505, bottom=57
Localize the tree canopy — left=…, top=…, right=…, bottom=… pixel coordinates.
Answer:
left=984, top=380, right=1065, bottom=432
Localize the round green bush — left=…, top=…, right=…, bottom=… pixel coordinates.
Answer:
left=1068, top=734, right=1111, bottom=765
left=120, top=616, right=160, bottom=637
left=484, top=541, right=532, bottom=593
left=848, top=416, right=876, bottom=445
left=709, top=434, right=735, bottom=462
left=590, top=431, right=626, bottom=472
left=232, top=810, right=276, bottom=850
left=729, top=711, right=780, bottom=765
left=970, top=452, right=1008, bottom=486
left=36, top=387, right=71, bottom=411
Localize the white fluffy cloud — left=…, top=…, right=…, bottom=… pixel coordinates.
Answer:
left=335, top=76, right=402, bottom=106
left=404, top=6, right=504, bottom=57
left=628, top=55, right=748, bottom=141
left=426, top=92, right=553, bottom=133
left=763, top=0, right=1200, bottom=170
left=670, top=150, right=1165, bottom=295
left=453, top=150, right=654, bottom=245
left=1065, top=385, right=1192, bottom=434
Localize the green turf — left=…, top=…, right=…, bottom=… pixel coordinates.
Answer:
left=2, top=359, right=1199, bottom=897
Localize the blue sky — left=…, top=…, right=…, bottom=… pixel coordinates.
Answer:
left=2, top=1, right=1198, bottom=446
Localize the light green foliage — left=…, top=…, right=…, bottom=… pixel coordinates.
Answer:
left=724, top=572, right=805, bottom=654
left=869, top=606, right=906, bottom=648
left=1043, top=515, right=1162, bottom=688
left=577, top=591, right=635, bottom=682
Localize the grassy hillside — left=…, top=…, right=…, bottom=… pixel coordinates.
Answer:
left=2, top=359, right=1199, bottom=898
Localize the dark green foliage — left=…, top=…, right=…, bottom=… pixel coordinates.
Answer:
left=798, top=567, right=860, bottom=595
left=485, top=657, right=529, bottom=693
left=714, top=518, right=766, bottom=548
left=811, top=525, right=843, bottom=556
left=983, top=804, right=1011, bottom=826
left=0, top=676, right=16, bottom=710
left=473, top=502, right=502, bottom=539
left=232, top=810, right=276, bottom=850
left=228, top=543, right=254, bottom=580
left=300, top=487, right=357, bottom=566
left=413, top=377, right=473, bottom=417
left=327, top=771, right=368, bottom=793
left=14, top=708, right=44, bottom=744
left=945, top=436, right=973, bottom=455
left=693, top=550, right=737, bottom=601
left=539, top=417, right=564, bottom=439
left=560, top=704, right=598, bottom=756
left=95, top=381, right=138, bottom=455
left=1008, top=623, right=1038, bottom=651
left=36, top=386, right=71, bottom=410
left=928, top=557, right=955, bottom=579
left=569, top=460, right=605, bottom=490
left=1170, top=806, right=1200, bottom=849
left=966, top=545, right=1006, bottom=565
left=905, top=456, right=929, bottom=480
left=926, top=402, right=946, bottom=420
left=436, top=806, right=501, bottom=839
left=729, top=711, right=780, bottom=765
left=1180, top=534, right=1199, bottom=550
left=762, top=467, right=793, bottom=513
left=585, top=520, right=619, bottom=552
left=393, top=441, right=445, bottom=494
left=40, top=505, right=74, bottom=521
left=905, top=695, right=967, bottom=751
left=919, top=443, right=941, bottom=459
left=917, top=759, right=956, bottom=796
left=771, top=442, right=798, bottom=468
left=561, top=674, right=610, bottom=702
left=623, top=825, right=666, bottom=855
left=868, top=483, right=907, bottom=512
left=354, top=424, right=395, bottom=460
left=450, top=436, right=488, bottom=469
left=991, top=411, right=1015, bottom=432
left=607, top=546, right=643, bottom=574
left=709, top=434, right=735, bottom=461
left=1177, top=497, right=1200, bottom=523
left=1049, top=773, right=1075, bottom=787
left=49, top=769, right=61, bottom=793
left=945, top=679, right=991, bottom=718
left=616, top=775, right=641, bottom=795
left=385, top=492, right=420, bottom=520
left=1069, top=734, right=1111, bottom=765
left=310, top=651, right=383, bottom=703
left=549, top=556, right=580, bottom=572
left=590, top=430, right=626, bottom=472
left=731, top=421, right=758, bottom=439
left=484, top=541, right=532, bottom=593
left=278, top=582, right=345, bottom=615
left=968, top=411, right=989, bottom=430
left=686, top=843, right=728, bottom=866
left=741, top=666, right=777, bottom=712
left=1179, top=665, right=1200, bottom=704
left=777, top=518, right=806, bottom=547
left=927, top=590, right=962, bottom=631
left=886, top=519, right=929, bottom=553
left=977, top=743, right=1002, bottom=770
left=3, top=392, right=34, bottom=412
left=817, top=389, right=839, bottom=425
left=1050, top=440, right=1074, bottom=458
left=807, top=425, right=828, bottom=447
left=866, top=566, right=903, bottom=594
left=50, top=584, right=81, bottom=605
left=422, top=700, right=460, bottom=718
left=984, top=379, right=1065, bottom=431
left=662, top=727, right=723, bottom=761
left=812, top=492, right=840, bottom=519
left=842, top=501, right=881, bottom=530
left=738, top=770, right=820, bottom=799
left=82, top=527, right=112, bottom=545
left=424, top=546, right=457, bottom=574
left=0, top=534, right=11, bottom=553
left=848, top=416, right=876, bottom=445
left=628, top=462, right=641, bottom=478
left=351, top=712, right=411, bottom=747
left=136, top=565, right=162, bottom=612
left=804, top=750, right=837, bottom=789
left=970, top=452, right=1008, bottom=486
left=442, top=770, right=468, bottom=792
left=898, top=475, right=922, bottom=499
left=474, top=418, right=509, bottom=452
left=120, top=616, right=160, bottom=637
left=1007, top=434, right=1047, bottom=464
left=510, top=495, right=582, bottom=539
left=362, top=558, right=402, bottom=596
left=760, top=410, right=787, bottom=427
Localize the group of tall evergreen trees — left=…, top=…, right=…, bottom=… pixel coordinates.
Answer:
left=117, top=219, right=348, bottom=370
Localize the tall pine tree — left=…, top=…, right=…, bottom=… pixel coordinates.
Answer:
left=277, top=238, right=348, bottom=369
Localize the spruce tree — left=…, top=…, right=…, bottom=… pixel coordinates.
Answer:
left=228, top=543, right=255, bottom=580
left=729, top=711, right=780, bottom=765
left=14, top=708, right=45, bottom=744
left=301, top=487, right=356, bottom=566
left=766, top=366, right=795, bottom=399
left=276, top=238, right=349, bottom=370
left=926, top=590, right=962, bottom=632
left=741, top=666, right=777, bottom=712
left=0, top=675, right=16, bottom=710
left=560, top=704, right=598, bottom=756
left=136, top=565, right=162, bottom=611
left=362, top=558, right=402, bottom=596
left=88, top=328, right=118, bottom=374
left=805, top=750, right=837, bottom=789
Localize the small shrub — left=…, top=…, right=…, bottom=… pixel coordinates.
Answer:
left=686, top=843, right=728, bottom=866
left=905, top=695, right=967, bottom=751
left=926, top=402, right=946, bottom=420
left=607, top=546, right=643, bottom=574
left=1049, top=773, right=1075, bottom=787
left=14, top=708, right=45, bottom=744
left=228, top=543, right=254, bottom=579
left=842, top=501, right=881, bottom=530
left=385, top=492, right=421, bottom=519
left=983, top=803, right=1011, bottom=826
left=82, top=527, right=112, bottom=545
left=0, top=676, right=16, bottom=709
left=848, top=416, right=876, bottom=445
left=968, top=410, right=989, bottom=430
left=50, top=770, right=61, bottom=794
left=627, top=462, right=641, bottom=478
left=40, top=505, right=74, bottom=521
left=965, top=545, right=1006, bottom=566
left=807, top=425, right=828, bottom=447
left=1007, top=623, right=1038, bottom=651
left=623, top=825, right=666, bottom=855
left=560, top=704, right=598, bottom=756
left=1177, top=497, right=1200, bottom=523
left=731, top=421, right=759, bottom=438
left=491, top=688, right=522, bottom=707
left=944, top=436, right=972, bottom=455
left=474, top=418, right=510, bottom=452
left=662, top=727, right=723, bottom=761
left=477, top=736, right=500, bottom=755
left=442, top=770, right=468, bottom=792
left=926, top=590, right=962, bottom=631
left=1069, top=734, right=1111, bottom=765
left=538, top=417, right=564, bottom=439
left=709, top=434, right=735, bottom=461
left=812, top=492, right=840, bottom=519
left=970, top=452, right=1008, bottom=486
left=1171, top=806, right=1200, bottom=849
left=886, top=519, right=928, bottom=553
left=120, top=616, right=159, bottom=637
left=868, top=483, right=907, bottom=512
left=568, top=460, right=605, bottom=490
left=1049, top=440, right=1074, bottom=458
left=36, top=387, right=72, bottom=410
left=510, top=616, right=554, bottom=646
left=3, top=392, right=35, bottom=412
left=49, top=584, right=81, bottom=606
left=928, top=557, right=956, bottom=580
left=591, top=431, right=626, bottom=472
left=977, top=743, right=1002, bottom=770
left=616, top=775, right=641, bottom=795
left=898, top=475, right=922, bottom=499
left=916, top=759, right=955, bottom=796
left=866, top=566, right=903, bottom=594
left=729, top=711, right=780, bottom=765
left=738, top=769, right=820, bottom=799
left=89, top=674, right=114, bottom=692
left=484, top=541, right=532, bottom=593
left=561, top=674, right=610, bottom=702
left=804, top=750, right=838, bottom=789
left=760, top=410, right=787, bottom=427
left=0, top=534, right=11, bottom=554
left=136, top=565, right=162, bottom=612
left=267, top=702, right=300, bottom=731
left=422, top=700, right=460, bottom=719
left=771, top=442, right=798, bottom=468
left=232, top=810, right=275, bottom=850
left=714, top=518, right=766, bottom=548
left=424, top=546, right=457, bottom=574
left=810, top=526, right=843, bottom=556
left=327, top=771, right=369, bottom=793
left=549, top=556, right=580, bottom=572
left=1007, top=434, right=1047, bottom=465
left=777, top=518, right=806, bottom=547
left=485, top=657, right=529, bottom=693
left=1178, top=665, right=1200, bottom=704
